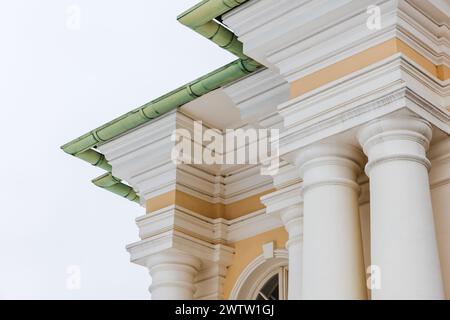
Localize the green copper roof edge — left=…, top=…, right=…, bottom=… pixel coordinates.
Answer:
left=178, top=0, right=249, bottom=60
left=177, top=0, right=247, bottom=27
left=92, top=173, right=140, bottom=203
left=61, top=58, right=261, bottom=155
left=62, top=0, right=262, bottom=204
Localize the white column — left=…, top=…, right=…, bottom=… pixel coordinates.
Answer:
left=429, top=137, right=450, bottom=299
left=280, top=205, right=303, bottom=300
left=358, top=116, right=444, bottom=300
left=295, top=143, right=367, bottom=299
left=146, top=251, right=201, bottom=300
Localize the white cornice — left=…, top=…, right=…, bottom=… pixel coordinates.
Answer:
left=223, top=69, right=289, bottom=123
left=126, top=229, right=234, bottom=269
left=408, top=0, right=450, bottom=32
left=98, top=109, right=275, bottom=203
left=277, top=55, right=449, bottom=156
left=222, top=165, right=273, bottom=202
left=224, top=0, right=450, bottom=82
left=271, top=162, right=302, bottom=189
left=260, top=183, right=303, bottom=216
left=399, top=1, right=450, bottom=66
left=270, top=0, right=400, bottom=82
left=226, top=209, right=283, bottom=243
left=130, top=176, right=372, bottom=257
left=134, top=204, right=283, bottom=245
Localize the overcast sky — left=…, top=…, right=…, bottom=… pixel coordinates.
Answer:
left=0, top=0, right=235, bottom=299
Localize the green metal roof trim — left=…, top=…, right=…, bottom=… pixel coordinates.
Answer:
left=61, top=0, right=263, bottom=204
left=92, top=173, right=140, bottom=203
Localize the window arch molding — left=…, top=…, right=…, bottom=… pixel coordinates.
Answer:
left=229, top=249, right=288, bottom=300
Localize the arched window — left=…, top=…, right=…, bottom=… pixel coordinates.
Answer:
left=254, top=266, right=288, bottom=300
left=230, top=249, right=288, bottom=300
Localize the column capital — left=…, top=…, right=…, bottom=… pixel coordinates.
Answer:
left=145, top=250, right=202, bottom=298
left=358, top=116, right=433, bottom=175
left=261, top=184, right=303, bottom=250
left=127, top=230, right=234, bottom=300
left=145, top=250, right=202, bottom=271
left=293, top=143, right=365, bottom=194
left=261, top=184, right=304, bottom=300
left=294, top=143, right=365, bottom=170
left=281, top=206, right=303, bottom=249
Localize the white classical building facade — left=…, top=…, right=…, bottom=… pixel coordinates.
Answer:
left=67, top=0, right=449, bottom=300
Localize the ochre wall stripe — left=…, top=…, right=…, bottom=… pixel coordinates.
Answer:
left=395, top=39, right=439, bottom=77
left=290, top=38, right=449, bottom=98
left=437, top=65, right=450, bottom=81
left=224, top=189, right=274, bottom=220
left=146, top=189, right=275, bottom=220
left=146, top=190, right=177, bottom=213
left=291, top=38, right=398, bottom=97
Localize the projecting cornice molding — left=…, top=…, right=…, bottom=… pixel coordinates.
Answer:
left=223, top=69, right=289, bottom=123
left=98, top=110, right=274, bottom=204
left=126, top=199, right=291, bottom=300
left=223, top=0, right=450, bottom=81
left=260, top=183, right=303, bottom=216
left=126, top=229, right=235, bottom=273
left=271, top=162, right=301, bottom=189
left=127, top=205, right=244, bottom=300
left=133, top=204, right=283, bottom=246
left=277, top=55, right=450, bottom=156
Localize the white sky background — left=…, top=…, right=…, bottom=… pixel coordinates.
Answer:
left=0, top=0, right=235, bottom=299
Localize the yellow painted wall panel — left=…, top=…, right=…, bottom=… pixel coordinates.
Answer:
left=223, top=227, right=288, bottom=299
left=146, top=189, right=275, bottom=220
left=290, top=38, right=447, bottom=98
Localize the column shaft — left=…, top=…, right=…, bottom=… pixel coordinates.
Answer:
left=296, top=144, right=367, bottom=299
left=280, top=206, right=303, bottom=300
left=359, top=116, right=444, bottom=299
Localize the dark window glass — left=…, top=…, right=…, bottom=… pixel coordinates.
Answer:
left=256, top=274, right=279, bottom=300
